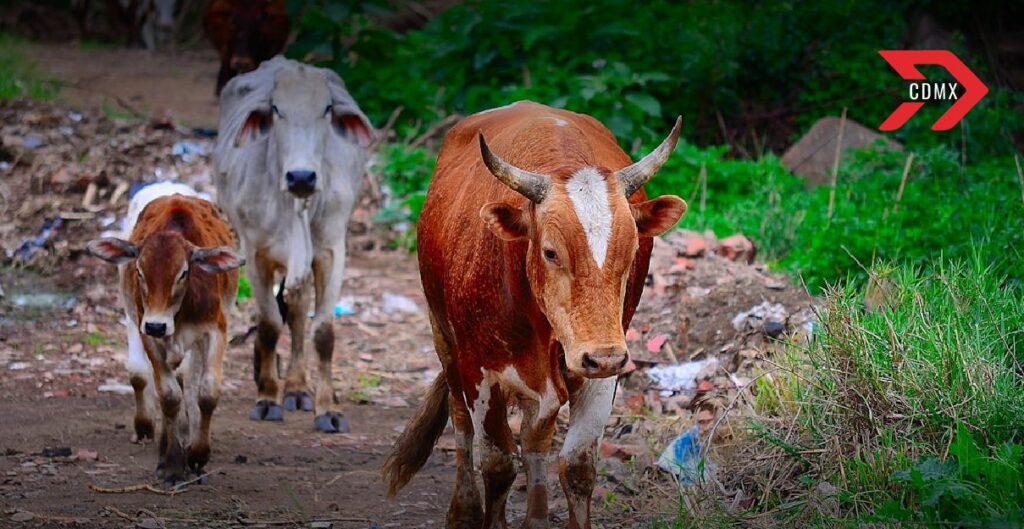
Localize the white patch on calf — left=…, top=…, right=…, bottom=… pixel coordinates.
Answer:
left=566, top=167, right=613, bottom=268
left=498, top=366, right=563, bottom=425
left=560, top=376, right=616, bottom=456
left=469, top=374, right=492, bottom=444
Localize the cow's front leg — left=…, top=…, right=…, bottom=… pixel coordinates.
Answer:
left=475, top=382, right=516, bottom=529
left=309, top=246, right=348, bottom=433
left=126, top=317, right=156, bottom=443
left=146, top=339, right=188, bottom=485
left=249, top=255, right=284, bottom=422
left=558, top=376, right=616, bottom=529
left=520, top=400, right=558, bottom=529
left=282, top=280, right=314, bottom=412
left=186, top=328, right=225, bottom=478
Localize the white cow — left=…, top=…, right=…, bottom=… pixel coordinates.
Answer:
left=120, top=181, right=202, bottom=443
left=213, top=57, right=373, bottom=433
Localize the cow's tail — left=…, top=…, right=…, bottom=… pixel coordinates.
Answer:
left=382, top=372, right=449, bottom=497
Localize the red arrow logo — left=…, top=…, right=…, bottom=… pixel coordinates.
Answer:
left=878, top=50, right=988, bottom=131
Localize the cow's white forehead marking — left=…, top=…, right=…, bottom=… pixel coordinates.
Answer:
left=566, top=167, right=613, bottom=268
left=474, top=100, right=526, bottom=116
left=545, top=116, right=568, bottom=127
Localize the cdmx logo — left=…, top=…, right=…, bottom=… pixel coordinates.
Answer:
left=878, top=50, right=988, bottom=131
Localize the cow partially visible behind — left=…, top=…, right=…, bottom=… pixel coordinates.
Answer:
left=88, top=194, right=243, bottom=484
left=203, top=0, right=290, bottom=95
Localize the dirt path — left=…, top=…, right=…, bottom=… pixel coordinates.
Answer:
left=1, top=44, right=816, bottom=528
left=25, top=43, right=221, bottom=128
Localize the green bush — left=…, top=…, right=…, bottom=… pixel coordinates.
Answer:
left=0, top=34, right=58, bottom=101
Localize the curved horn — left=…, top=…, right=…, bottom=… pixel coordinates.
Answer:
left=614, top=116, right=682, bottom=197
left=479, top=134, right=550, bottom=203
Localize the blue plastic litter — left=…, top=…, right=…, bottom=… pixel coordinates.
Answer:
left=334, top=303, right=356, bottom=318
left=656, top=424, right=707, bottom=485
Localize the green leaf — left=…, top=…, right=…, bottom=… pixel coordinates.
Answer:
left=625, top=93, right=662, bottom=117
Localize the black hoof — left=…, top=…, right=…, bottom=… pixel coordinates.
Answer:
left=283, top=391, right=315, bottom=412
left=314, top=412, right=350, bottom=434
left=249, top=400, right=285, bottom=421
left=133, top=418, right=155, bottom=443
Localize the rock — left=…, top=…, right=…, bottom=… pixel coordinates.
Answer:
left=716, top=234, right=756, bottom=264
left=681, top=236, right=706, bottom=258
left=136, top=519, right=162, bottom=529
left=234, top=454, right=248, bottom=464
left=75, top=449, right=98, bottom=461
left=645, top=334, right=668, bottom=353
left=763, top=320, right=786, bottom=338
left=696, top=380, right=714, bottom=393
left=310, top=522, right=334, bottom=529
left=781, top=116, right=901, bottom=186
left=625, top=328, right=641, bottom=342
left=625, top=393, right=646, bottom=414
left=10, top=511, right=34, bottom=522
left=599, top=441, right=636, bottom=461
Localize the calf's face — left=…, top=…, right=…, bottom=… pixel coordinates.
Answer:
left=88, top=234, right=243, bottom=338
left=479, top=120, right=687, bottom=378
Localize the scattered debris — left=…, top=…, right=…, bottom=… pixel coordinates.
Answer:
left=97, top=382, right=134, bottom=395
left=731, top=301, right=788, bottom=336
left=646, top=358, right=718, bottom=393
left=656, top=425, right=711, bottom=485
left=380, top=292, right=421, bottom=315
left=781, top=116, right=901, bottom=186
left=716, top=234, right=756, bottom=264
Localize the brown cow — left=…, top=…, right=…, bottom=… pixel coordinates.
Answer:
left=203, top=0, right=290, bottom=95
left=88, top=194, right=243, bottom=484
left=384, top=101, right=687, bottom=528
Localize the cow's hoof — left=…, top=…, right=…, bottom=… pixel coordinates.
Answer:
left=314, top=412, right=350, bottom=434
left=249, top=400, right=285, bottom=421
left=283, top=391, right=314, bottom=412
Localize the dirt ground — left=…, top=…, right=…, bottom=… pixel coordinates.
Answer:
left=0, top=44, right=815, bottom=528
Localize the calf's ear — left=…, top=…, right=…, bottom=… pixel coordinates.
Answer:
left=87, top=238, right=138, bottom=265
left=235, top=110, right=272, bottom=147
left=481, top=202, right=530, bottom=241
left=631, top=195, right=687, bottom=237
left=191, top=247, right=245, bottom=273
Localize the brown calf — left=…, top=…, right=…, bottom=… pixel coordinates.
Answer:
left=88, top=194, right=243, bottom=484
left=384, top=101, right=686, bottom=528
left=203, top=0, right=290, bottom=96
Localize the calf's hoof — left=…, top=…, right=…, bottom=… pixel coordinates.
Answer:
left=187, top=444, right=211, bottom=475
left=282, top=391, right=315, bottom=412
left=314, top=412, right=350, bottom=434
left=249, top=400, right=284, bottom=422
left=131, top=418, right=155, bottom=444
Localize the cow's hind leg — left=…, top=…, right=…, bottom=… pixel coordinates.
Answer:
left=126, top=318, right=156, bottom=443
left=249, top=256, right=285, bottom=422
left=282, top=280, right=314, bottom=413
left=476, top=383, right=516, bottom=529
left=558, top=376, right=616, bottom=529
left=309, top=246, right=348, bottom=433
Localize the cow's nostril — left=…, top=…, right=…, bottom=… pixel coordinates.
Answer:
left=618, top=355, right=629, bottom=369
left=581, top=353, right=599, bottom=371
left=144, top=322, right=167, bottom=337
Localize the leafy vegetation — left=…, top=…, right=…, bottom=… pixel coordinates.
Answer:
left=669, top=256, right=1024, bottom=527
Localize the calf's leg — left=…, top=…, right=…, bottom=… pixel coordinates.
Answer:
left=126, top=317, right=156, bottom=442
left=475, top=382, right=516, bottom=529
left=146, top=339, right=188, bottom=485
left=187, top=328, right=225, bottom=477
left=282, top=281, right=314, bottom=412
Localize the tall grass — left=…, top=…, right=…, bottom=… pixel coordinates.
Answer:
left=670, top=253, right=1024, bottom=527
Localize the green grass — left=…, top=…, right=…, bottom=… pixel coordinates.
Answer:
left=670, top=253, right=1024, bottom=527
left=0, top=34, right=58, bottom=101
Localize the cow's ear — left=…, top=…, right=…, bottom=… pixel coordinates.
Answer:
left=87, top=238, right=138, bottom=265
left=481, top=202, right=530, bottom=241
left=331, top=112, right=374, bottom=147
left=191, top=246, right=245, bottom=273
left=235, top=110, right=272, bottom=147
left=632, top=195, right=687, bottom=237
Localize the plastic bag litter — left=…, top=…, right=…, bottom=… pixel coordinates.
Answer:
left=656, top=424, right=714, bottom=485
left=646, top=358, right=717, bottom=393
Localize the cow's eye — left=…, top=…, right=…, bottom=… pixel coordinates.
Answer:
left=543, top=248, right=560, bottom=266
left=178, top=268, right=189, bottom=281
left=324, top=104, right=333, bottom=116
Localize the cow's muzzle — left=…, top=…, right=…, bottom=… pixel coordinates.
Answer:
left=579, top=345, right=629, bottom=378
left=286, top=170, right=317, bottom=198
left=144, top=321, right=167, bottom=337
